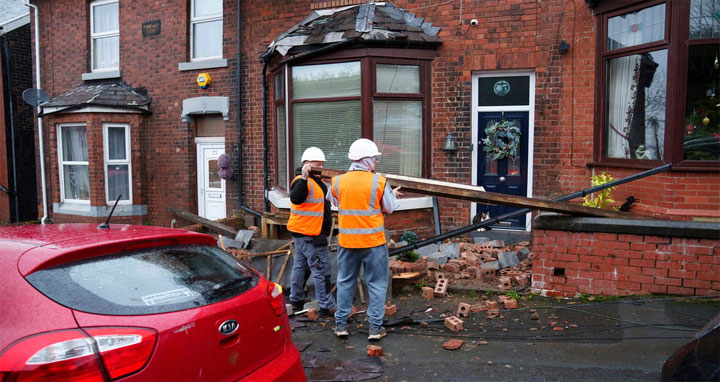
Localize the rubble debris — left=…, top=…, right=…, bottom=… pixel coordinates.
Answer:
left=367, top=345, right=384, bottom=356
left=498, top=276, right=512, bottom=290
left=477, top=341, right=489, bottom=345
left=504, top=299, right=518, bottom=309
left=445, top=316, right=464, bottom=332
left=434, top=278, right=448, bottom=297
left=307, top=308, right=319, bottom=321
left=422, top=287, right=434, bottom=299
left=457, top=303, right=471, bottom=317
left=442, top=339, right=464, bottom=350
left=385, top=304, right=397, bottom=316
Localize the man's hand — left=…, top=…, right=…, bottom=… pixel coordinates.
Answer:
left=301, top=163, right=312, bottom=180
left=392, top=186, right=403, bottom=198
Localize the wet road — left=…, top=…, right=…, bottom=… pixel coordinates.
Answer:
left=291, top=295, right=719, bottom=381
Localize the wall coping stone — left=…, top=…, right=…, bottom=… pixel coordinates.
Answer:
left=534, top=213, right=720, bottom=240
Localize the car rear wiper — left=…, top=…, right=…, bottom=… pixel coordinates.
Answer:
left=207, top=276, right=253, bottom=298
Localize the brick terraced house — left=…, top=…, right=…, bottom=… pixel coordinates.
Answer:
left=1, top=0, right=36, bottom=224
left=24, top=0, right=718, bottom=236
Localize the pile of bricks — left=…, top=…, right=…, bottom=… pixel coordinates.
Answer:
left=422, top=239, right=532, bottom=291
left=442, top=295, right=521, bottom=334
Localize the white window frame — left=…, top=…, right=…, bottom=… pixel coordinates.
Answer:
left=90, top=0, right=119, bottom=72
left=103, top=123, right=132, bottom=205
left=57, top=124, right=90, bottom=205
left=190, top=0, right=223, bottom=61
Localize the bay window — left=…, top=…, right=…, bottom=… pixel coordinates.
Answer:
left=597, top=0, right=719, bottom=166
left=274, top=54, right=431, bottom=190
left=103, top=124, right=132, bottom=204
left=58, top=125, right=90, bottom=202
left=90, top=0, right=119, bottom=72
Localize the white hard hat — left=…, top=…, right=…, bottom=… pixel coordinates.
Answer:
left=348, top=138, right=382, bottom=160
left=301, top=147, right=326, bottom=162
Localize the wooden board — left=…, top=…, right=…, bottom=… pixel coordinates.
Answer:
left=167, top=207, right=237, bottom=237
left=392, top=272, right=422, bottom=279
left=312, top=168, right=639, bottom=219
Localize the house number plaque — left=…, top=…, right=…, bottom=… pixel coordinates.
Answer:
left=142, top=20, right=161, bottom=37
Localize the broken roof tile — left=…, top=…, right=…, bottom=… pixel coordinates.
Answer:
left=263, top=2, right=441, bottom=58
left=41, top=81, right=151, bottom=114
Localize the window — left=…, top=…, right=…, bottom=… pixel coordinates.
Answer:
left=58, top=125, right=90, bottom=203
left=90, top=0, right=119, bottom=71
left=191, top=0, right=222, bottom=60
left=103, top=124, right=131, bottom=204
left=597, top=0, right=720, bottom=166
left=274, top=54, right=431, bottom=189
left=26, top=245, right=258, bottom=315
left=274, top=73, right=288, bottom=190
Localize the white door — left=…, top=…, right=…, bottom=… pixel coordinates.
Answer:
left=197, top=143, right=226, bottom=220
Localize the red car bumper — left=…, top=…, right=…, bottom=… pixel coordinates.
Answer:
left=240, top=341, right=305, bottom=381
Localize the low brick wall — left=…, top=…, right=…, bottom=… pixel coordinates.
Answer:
left=531, top=214, right=720, bottom=297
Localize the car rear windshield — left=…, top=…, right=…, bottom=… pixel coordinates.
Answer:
left=26, top=244, right=259, bottom=315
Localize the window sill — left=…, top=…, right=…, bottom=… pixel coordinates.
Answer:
left=178, top=58, right=228, bottom=71
left=82, top=70, right=121, bottom=81
left=587, top=161, right=720, bottom=172
left=54, top=202, right=147, bottom=217
left=267, top=189, right=433, bottom=211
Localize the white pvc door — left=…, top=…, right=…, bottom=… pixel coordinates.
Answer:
left=197, top=143, right=226, bottom=220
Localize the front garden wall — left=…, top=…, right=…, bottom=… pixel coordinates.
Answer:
left=531, top=214, right=720, bottom=297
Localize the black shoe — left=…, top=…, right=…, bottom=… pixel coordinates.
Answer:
left=319, top=307, right=337, bottom=317
left=291, top=301, right=305, bottom=311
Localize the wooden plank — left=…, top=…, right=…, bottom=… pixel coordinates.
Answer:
left=312, top=168, right=638, bottom=219
left=168, top=207, right=237, bottom=237
left=275, top=249, right=292, bottom=284
left=392, top=272, right=422, bottom=279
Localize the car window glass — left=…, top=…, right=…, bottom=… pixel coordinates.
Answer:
left=26, top=245, right=258, bottom=315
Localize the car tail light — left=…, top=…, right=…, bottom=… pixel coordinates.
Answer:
left=0, top=328, right=156, bottom=382
left=266, top=281, right=286, bottom=316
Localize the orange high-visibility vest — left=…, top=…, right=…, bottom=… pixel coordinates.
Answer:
left=287, top=176, right=325, bottom=236
left=331, top=171, right=387, bottom=248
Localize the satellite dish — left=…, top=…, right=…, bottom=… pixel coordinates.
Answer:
left=22, top=88, right=50, bottom=107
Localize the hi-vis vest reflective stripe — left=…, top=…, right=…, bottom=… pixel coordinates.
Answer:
left=287, top=176, right=325, bottom=236
left=331, top=171, right=387, bottom=248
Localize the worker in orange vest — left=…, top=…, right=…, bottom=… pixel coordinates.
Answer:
left=287, top=147, right=336, bottom=316
left=328, top=138, right=401, bottom=340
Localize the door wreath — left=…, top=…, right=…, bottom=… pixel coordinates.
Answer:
left=482, top=120, right=522, bottom=160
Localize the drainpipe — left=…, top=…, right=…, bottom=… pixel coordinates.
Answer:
left=261, top=60, right=269, bottom=212
left=236, top=0, right=244, bottom=212
left=1, top=31, right=20, bottom=222
left=231, top=0, right=262, bottom=220
left=23, top=0, right=48, bottom=224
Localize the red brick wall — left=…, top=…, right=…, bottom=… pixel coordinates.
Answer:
left=532, top=229, right=720, bottom=297
left=31, top=0, right=720, bottom=231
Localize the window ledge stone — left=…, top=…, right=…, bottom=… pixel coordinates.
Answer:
left=178, top=58, right=228, bottom=71
left=54, top=202, right=147, bottom=217
left=82, top=70, right=121, bottom=81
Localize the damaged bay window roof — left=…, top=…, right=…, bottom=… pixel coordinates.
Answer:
left=40, top=81, right=151, bottom=115
left=264, top=2, right=441, bottom=59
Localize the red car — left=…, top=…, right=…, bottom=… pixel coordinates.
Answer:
left=0, top=224, right=305, bottom=381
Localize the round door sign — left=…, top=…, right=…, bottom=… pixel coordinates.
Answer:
left=493, top=80, right=511, bottom=96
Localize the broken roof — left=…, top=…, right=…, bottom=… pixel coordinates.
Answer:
left=41, top=81, right=151, bottom=115
left=0, top=0, right=29, bottom=33
left=264, top=2, right=441, bottom=59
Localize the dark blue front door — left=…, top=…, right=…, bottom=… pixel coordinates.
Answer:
left=476, top=112, right=529, bottom=229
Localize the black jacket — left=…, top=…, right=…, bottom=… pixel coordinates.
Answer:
left=289, top=167, right=332, bottom=238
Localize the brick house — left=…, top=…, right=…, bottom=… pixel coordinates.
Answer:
left=1, top=0, right=36, bottom=224
left=26, top=0, right=718, bottom=235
